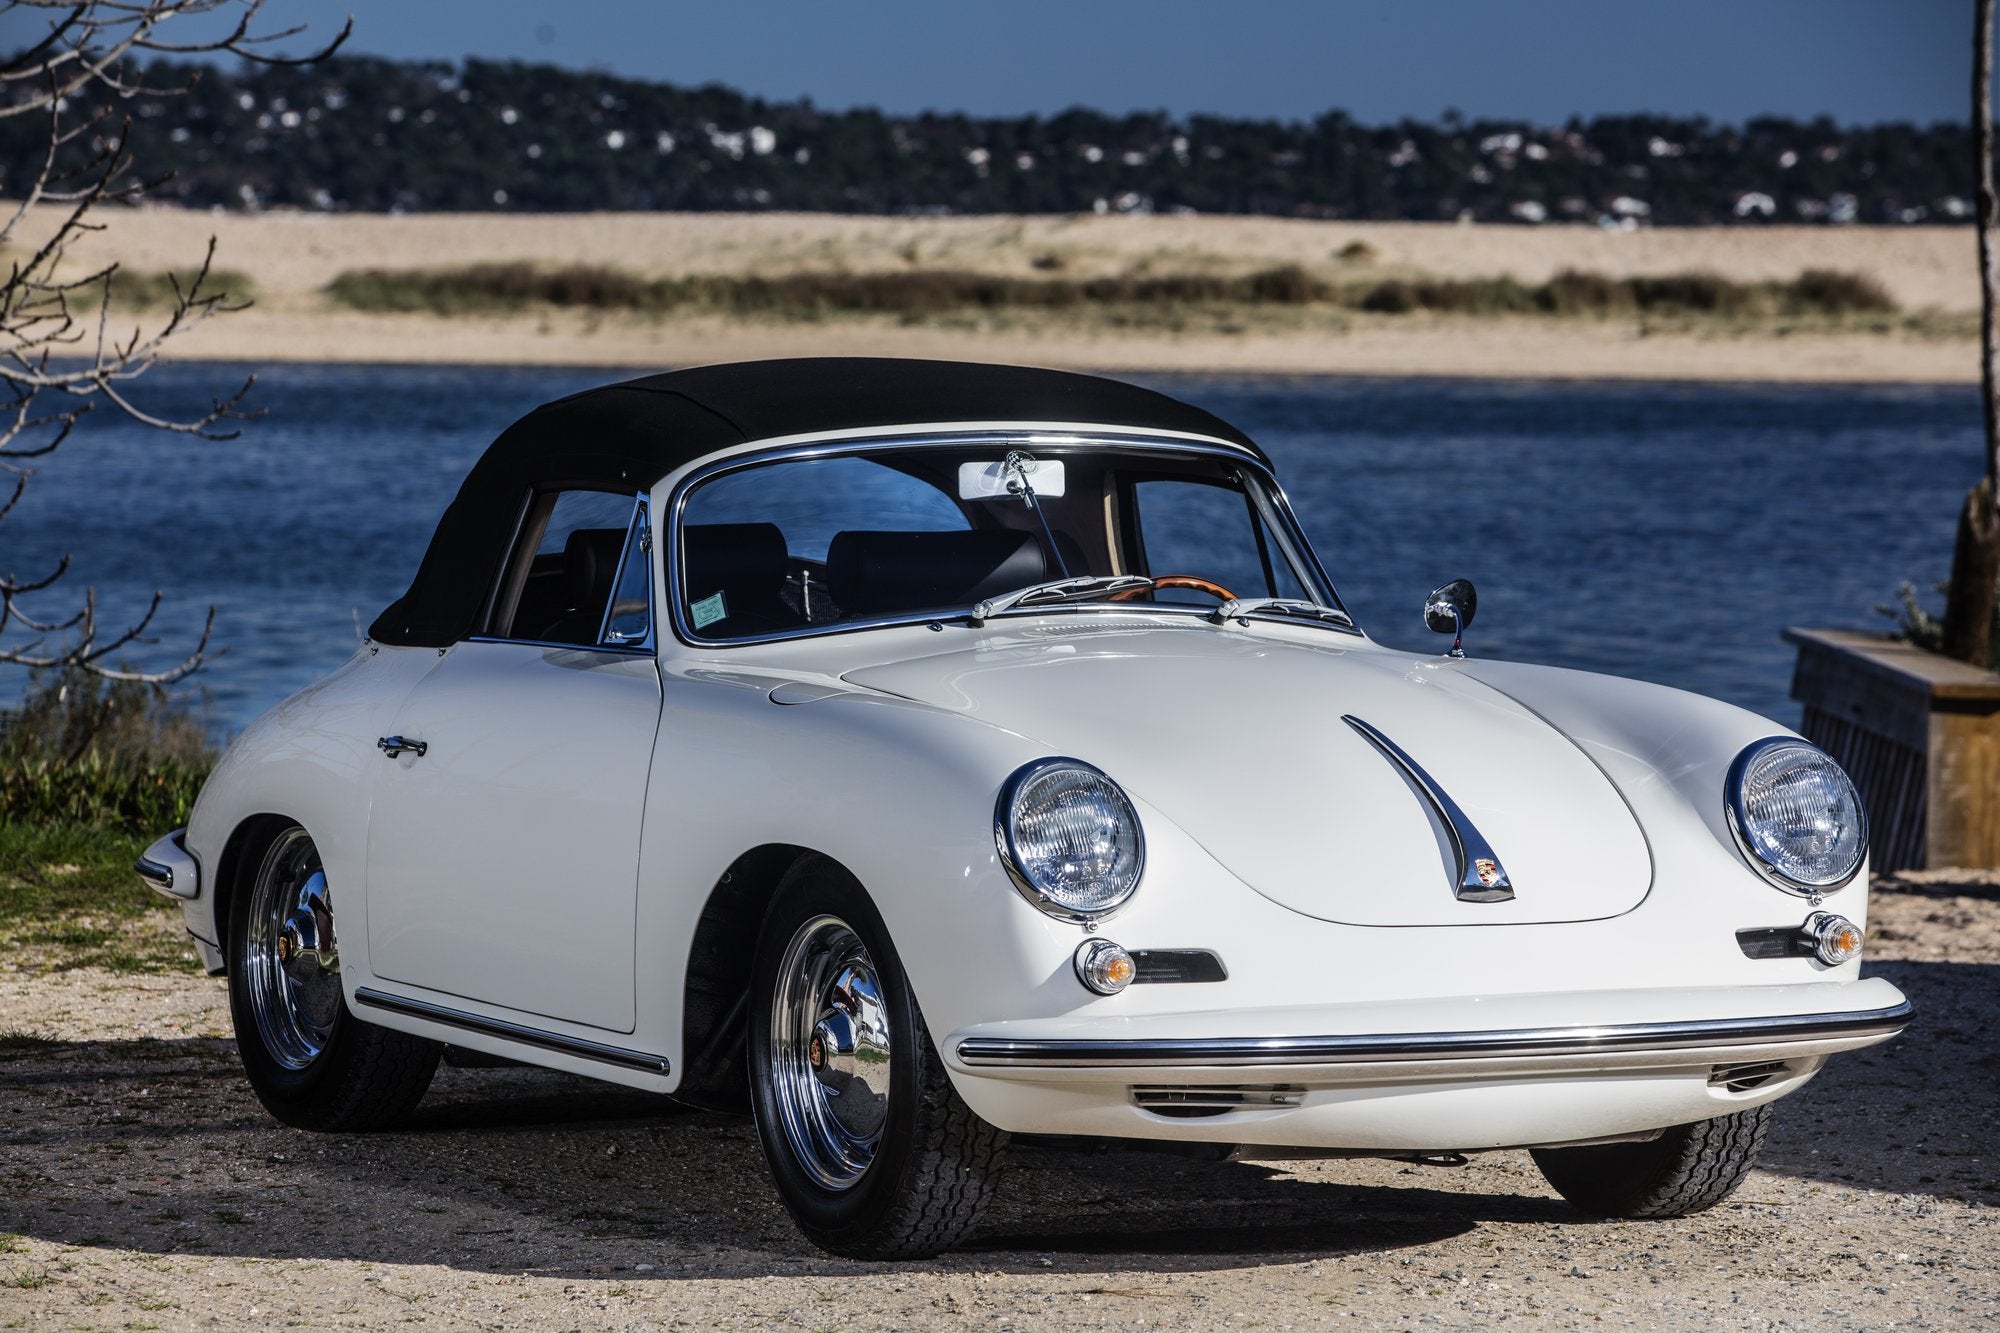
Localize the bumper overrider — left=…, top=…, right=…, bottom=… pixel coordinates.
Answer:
left=136, top=828, right=227, bottom=974
left=942, top=978, right=1912, bottom=1151
left=135, top=828, right=199, bottom=900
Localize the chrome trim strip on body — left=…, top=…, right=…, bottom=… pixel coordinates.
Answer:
left=953, top=1000, right=1915, bottom=1068
left=662, top=431, right=1355, bottom=649
left=1342, top=714, right=1515, bottom=903
left=353, top=987, right=671, bottom=1076
left=462, top=635, right=654, bottom=658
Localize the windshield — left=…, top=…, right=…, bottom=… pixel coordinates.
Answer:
left=672, top=438, right=1339, bottom=641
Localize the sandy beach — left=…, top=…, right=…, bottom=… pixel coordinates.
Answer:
left=16, top=204, right=1985, bottom=381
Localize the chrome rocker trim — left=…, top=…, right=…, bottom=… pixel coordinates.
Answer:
left=354, top=987, right=671, bottom=1076
left=954, top=999, right=1914, bottom=1069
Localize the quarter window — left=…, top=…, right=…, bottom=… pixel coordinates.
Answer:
left=489, top=489, right=651, bottom=647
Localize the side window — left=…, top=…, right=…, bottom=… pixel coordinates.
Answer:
left=680, top=455, right=975, bottom=637
left=1132, top=479, right=1306, bottom=604
left=491, top=489, right=649, bottom=646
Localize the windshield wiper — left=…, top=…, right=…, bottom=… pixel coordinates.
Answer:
left=1213, top=596, right=1355, bottom=629
left=970, top=575, right=1156, bottom=622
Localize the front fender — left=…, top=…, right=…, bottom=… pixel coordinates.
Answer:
left=635, top=671, right=1281, bottom=1081
left=182, top=644, right=437, bottom=964
left=1457, top=657, right=1868, bottom=925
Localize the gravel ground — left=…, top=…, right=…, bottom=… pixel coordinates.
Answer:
left=1, top=873, right=1995, bottom=1331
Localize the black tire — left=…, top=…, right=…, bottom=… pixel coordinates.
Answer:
left=227, top=823, right=441, bottom=1132
left=747, top=855, right=1008, bottom=1258
left=1530, top=1104, right=1772, bottom=1218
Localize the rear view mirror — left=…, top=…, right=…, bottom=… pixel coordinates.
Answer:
left=1424, top=579, right=1477, bottom=658
left=959, top=458, right=1066, bottom=500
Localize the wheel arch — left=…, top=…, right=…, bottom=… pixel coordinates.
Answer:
left=675, top=842, right=833, bottom=1111
left=210, top=812, right=303, bottom=970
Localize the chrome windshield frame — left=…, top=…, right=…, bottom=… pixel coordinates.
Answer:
left=661, top=430, right=1354, bottom=650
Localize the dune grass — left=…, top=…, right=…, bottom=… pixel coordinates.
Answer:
left=71, top=265, right=259, bottom=310
left=323, top=260, right=1899, bottom=327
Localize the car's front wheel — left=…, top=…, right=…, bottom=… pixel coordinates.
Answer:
left=748, top=855, right=1008, bottom=1258
left=228, top=823, right=441, bottom=1131
left=1531, top=1104, right=1772, bottom=1218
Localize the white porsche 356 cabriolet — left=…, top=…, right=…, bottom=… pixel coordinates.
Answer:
left=138, top=358, right=1908, bottom=1257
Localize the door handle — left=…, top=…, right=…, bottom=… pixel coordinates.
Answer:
left=377, top=735, right=428, bottom=759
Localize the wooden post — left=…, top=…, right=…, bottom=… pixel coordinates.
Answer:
left=1980, top=0, right=1999, bottom=485
left=1944, top=0, right=2000, bottom=667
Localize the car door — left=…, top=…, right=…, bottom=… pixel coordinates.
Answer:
left=365, top=489, right=661, bottom=1033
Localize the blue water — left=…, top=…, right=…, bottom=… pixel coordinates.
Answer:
left=0, top=363, right=1979, bottom=735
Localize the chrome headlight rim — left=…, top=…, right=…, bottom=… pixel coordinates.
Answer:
left=994, top=757, right=1146, bottom=924
left=1725, top=737, right=1867, bottom=896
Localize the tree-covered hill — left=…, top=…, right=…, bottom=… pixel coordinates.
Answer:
left=1, top=54, right=1976, bottom=224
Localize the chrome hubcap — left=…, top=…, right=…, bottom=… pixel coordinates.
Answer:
left=243, top=829, right=341, bottom=1070
left=771, top=915, right=892, bottom=1190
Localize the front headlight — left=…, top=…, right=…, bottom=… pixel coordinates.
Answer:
left=1725, top=738, right=1867, bottom=894
left=995, top=758, right=1145, bottom=921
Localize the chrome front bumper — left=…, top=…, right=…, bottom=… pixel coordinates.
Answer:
left=955, top=999, right=1913, bottom=1070
left=939, top=979, right=1913, bottom=1149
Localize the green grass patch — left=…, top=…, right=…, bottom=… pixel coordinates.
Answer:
left=0, top=820, right=196, bottom=975
left=0, top=670, right=213, bottom=974
left=322, top=261, right=1900, bottom=327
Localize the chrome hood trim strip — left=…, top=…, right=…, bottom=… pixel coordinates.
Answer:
left=355, top=987, right=670, bottom=1076
left=953, top=1000, right=1914, bottom=1068
left=1343, top=713, right=1515, bottom=903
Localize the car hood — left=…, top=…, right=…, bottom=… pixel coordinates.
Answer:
left=842, top=622, right=1651, bottom=926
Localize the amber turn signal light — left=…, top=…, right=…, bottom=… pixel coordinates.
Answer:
left=1074, top=938, right=1136, bottom=995
left=1803, top=912, right=1863, bottom=966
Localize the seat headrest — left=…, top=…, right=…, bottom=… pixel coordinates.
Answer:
left=826, top=529, right=1048, bottom=617
left=683, top=523, right=789, bottom=594
left=563, top=527, right=629, bottom=608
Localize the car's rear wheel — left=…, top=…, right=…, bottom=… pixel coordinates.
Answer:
left=228, top=824, right=441, bottom=1131
left=748, top=855, right=1007, bottom=1258
left=1531, top=1104, right=1772, bottom=1218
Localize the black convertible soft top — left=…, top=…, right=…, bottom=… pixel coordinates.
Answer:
left=369, top=358, right=1262, bottom=647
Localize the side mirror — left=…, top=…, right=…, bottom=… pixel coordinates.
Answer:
left=1424, top=579, right=1477, bottom=658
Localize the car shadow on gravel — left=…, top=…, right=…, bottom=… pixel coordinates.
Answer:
left=0, top=955, right=1986, bottom=1276
left=0, top=1038, right=1542, bottom=1274
left=1753, top=957, right=2000, bottom=1206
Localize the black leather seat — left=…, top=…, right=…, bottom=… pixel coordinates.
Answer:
left=539, top=527, right=628, bottom=644
left=682, top=522, right=794, bottom=630
left=826, top=530, right=1048, bottom=618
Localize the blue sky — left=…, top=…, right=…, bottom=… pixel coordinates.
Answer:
left=238, top=0, right=1975, bottom=127
left=2, top=1, right=1966, bottom=126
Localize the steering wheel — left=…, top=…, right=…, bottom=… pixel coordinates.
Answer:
left=1109, top=575, right=1237, bottom=602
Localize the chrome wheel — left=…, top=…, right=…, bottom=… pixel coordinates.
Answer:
left=242, top=828, right=341, bottom=1071
left=770, top=914, right=893, bottom=1191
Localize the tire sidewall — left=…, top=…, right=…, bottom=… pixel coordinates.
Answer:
left=748, top=858, right=930, bottom=1248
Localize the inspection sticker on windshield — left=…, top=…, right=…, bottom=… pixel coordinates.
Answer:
left=691, top=591, right=728, bottom=629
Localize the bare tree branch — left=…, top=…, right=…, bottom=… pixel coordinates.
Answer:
left=0, top=0, right=345, bottom=684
